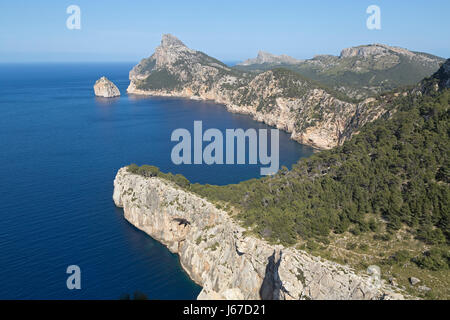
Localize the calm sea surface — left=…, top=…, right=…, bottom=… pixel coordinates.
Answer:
left=0, top=63, right=314, bottom=299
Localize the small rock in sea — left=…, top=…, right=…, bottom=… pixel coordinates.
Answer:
left=94, top=76, right=120, bottom=98
left=409, top=277, right=421, bottom=286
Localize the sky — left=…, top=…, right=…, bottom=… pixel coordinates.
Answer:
left=0, top=0, right=449, bottom=63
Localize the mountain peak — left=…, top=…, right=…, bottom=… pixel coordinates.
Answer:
left=339, top=43, right=420, bottom=59
left=340, top=44, right=390, bottom=58
left=257, top=51, right=272, bottom=58
left=161, top=34, right=186, bottom=48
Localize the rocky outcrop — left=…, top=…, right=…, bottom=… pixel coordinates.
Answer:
left=127, top=34, right=391, bottom=149
left=339, top=43, right=440, bottom=65
left=113, top=167, right=406, bottom=300
left=94, top=76, right=120, bottom=98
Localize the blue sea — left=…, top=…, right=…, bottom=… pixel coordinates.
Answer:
left=0, top=63, right=314, bottom=299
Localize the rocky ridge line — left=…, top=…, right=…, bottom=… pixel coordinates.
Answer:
left=238, top=51, right=304, bottom=66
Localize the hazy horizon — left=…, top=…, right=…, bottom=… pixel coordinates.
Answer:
left=1, top=0, right=449, bottom=62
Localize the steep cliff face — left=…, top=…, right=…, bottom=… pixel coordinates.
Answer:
left=127, top=34, right=391, bottom=149
left=113, top=167, right=405, bottom=300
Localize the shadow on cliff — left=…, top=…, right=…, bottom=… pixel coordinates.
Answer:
left=259, top=250, right=290, bottom=300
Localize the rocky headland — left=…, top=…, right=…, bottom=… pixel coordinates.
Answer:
left=113, top=167, right=406, bottom=300
left=126, top=34, right=443, bottom=149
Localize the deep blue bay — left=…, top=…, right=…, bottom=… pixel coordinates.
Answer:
left=0, top=63, right=314, bottom=299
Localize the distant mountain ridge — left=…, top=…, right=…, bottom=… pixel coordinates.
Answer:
left=127, top=34, right=446, bottom=149
left=238, top=51, right=303, bottom=66
left=236, top=43, right=445, bottom=99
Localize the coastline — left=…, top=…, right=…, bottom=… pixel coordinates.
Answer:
left=126, top=83, right=339, bottom=150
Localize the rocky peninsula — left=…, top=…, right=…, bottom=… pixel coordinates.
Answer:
left=113, top=167, right=406, bottom=300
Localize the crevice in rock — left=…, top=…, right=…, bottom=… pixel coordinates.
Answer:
left=173, top=217, right=191, bottom=227
left=259, top=250, right=290, bottom=300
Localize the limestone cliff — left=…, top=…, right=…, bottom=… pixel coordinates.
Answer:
left=94, top=76, right=120, bottom=98
left=127, top=34, right=393, bottom=149
left=113, top=167, right=405, bottom=300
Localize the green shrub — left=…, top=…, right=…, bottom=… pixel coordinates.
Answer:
left=359, top=243, right=369, bottom=251
left=127, top=165, right=191, bottom=189
left=137, top=165, right=160, bottom=178
left=413, top=248, right=450, bottom=271
left=386, top=250, right=412, bottom=265
left=306, top=240, right=319, bottom=251
left=127, top=163, right=139, bottom=174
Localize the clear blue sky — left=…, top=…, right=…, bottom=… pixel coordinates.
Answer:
left=1, top=0, right=449, bottom=62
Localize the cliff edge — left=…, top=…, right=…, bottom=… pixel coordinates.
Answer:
left=113, top=167, right=406, bottom=300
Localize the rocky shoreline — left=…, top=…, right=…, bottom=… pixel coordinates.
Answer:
left=127, top=82, right=385, bottom=150
left=125, top=34, right=394, bottom=150
left=113, top=167, right=406, bottom=300
left=122, top=34, right=445, bottom=150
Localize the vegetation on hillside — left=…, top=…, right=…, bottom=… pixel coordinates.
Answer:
left=188, top=89, right=449, bottom=247
left=126, top=61, right=449, bottom=297
left=136, top=69, right=186, bottom=90
left=235, top=54, right=444, bottom=99
left=128, top=88, right=449, bottom=270
left=127, top=164, right=190, bottom=188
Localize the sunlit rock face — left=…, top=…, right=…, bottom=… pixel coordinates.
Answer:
left=94, top=76, right=120, bottom=98
left=113, top=167, right=406, bottom=300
